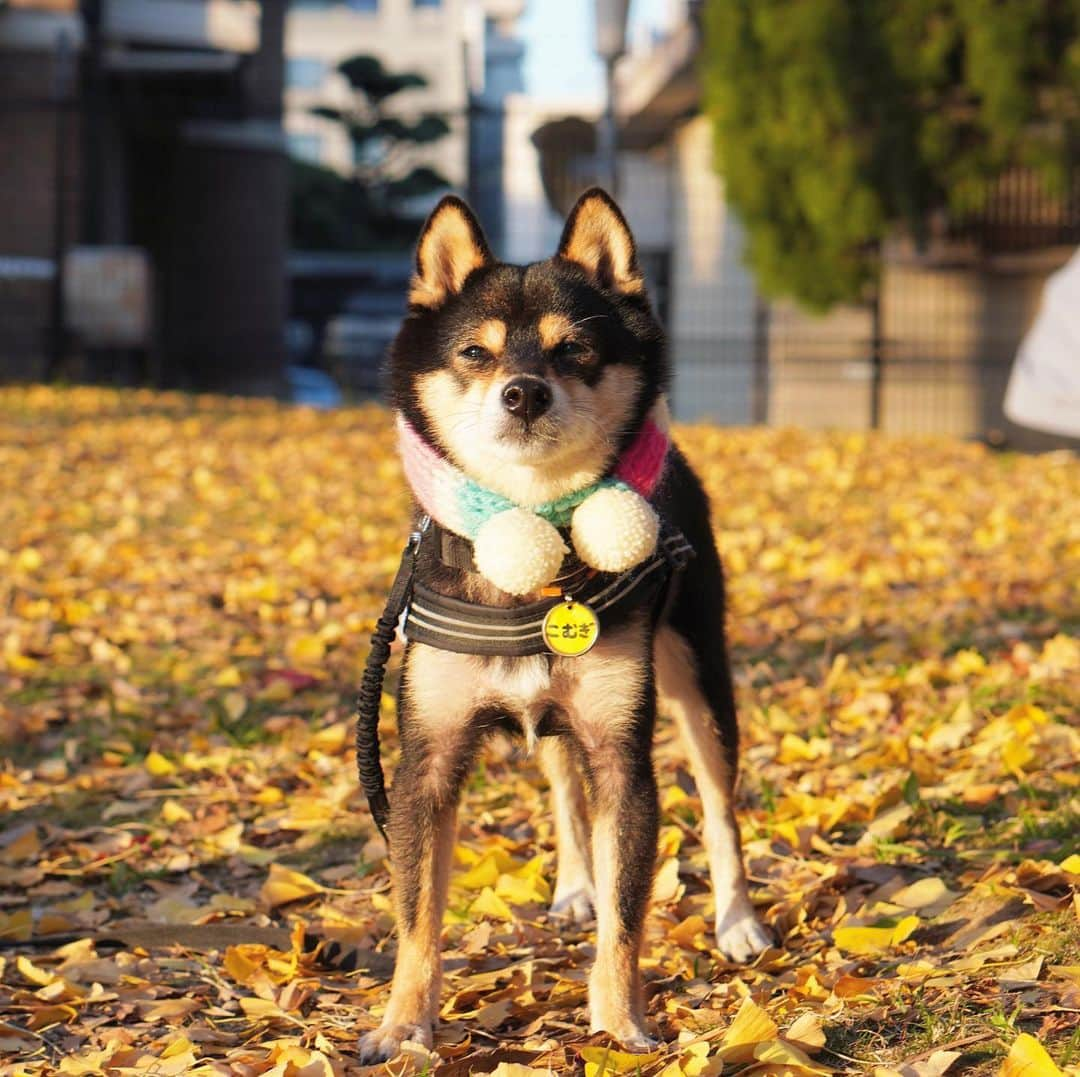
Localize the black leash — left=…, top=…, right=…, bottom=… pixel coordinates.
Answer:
left=354, top=519, right=426, bottom=843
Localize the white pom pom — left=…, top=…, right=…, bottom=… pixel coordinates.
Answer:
left=571, top=486, right=659, bottom=573
left=473, top=509, right=568, bottom=595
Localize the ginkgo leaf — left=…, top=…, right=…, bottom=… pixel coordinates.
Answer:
left=747, top=1038, right=835, bottom=1074
left=160, top=798, right=192, bottom=824
left=16, top=955, right=56, bottom=987
left=999, top=1033, right=1064, bottom=1077
left=495, top=871, right=551, bottom=906
left=470, top=887, right=516, bottom=922
left=259, top=864, right=325, bottom=907
left=285, top=633, right=326, bottom=666
left=716, top=999, right=780, bottom=1063
left=786, top=1012, right=826, bottom=1052
left=889, top=877, right=958, bottom=916
left=145, top=751, right=176, bottom=776
left=668, top=914, right=710, bottom=950
left=580, top=1045, right=661, bottom=1075
left=834, top=915, right=919, bottom=955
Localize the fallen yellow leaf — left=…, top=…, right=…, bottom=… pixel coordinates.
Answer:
left=717, top=998, right=780, bottom=1063
left=834, top=915, right=919, bottom=955
left=145, top=750, right=176, bottom=777
left=580, top=1045, right=660, bottom=1075
left=470, top=886, right=515, bottom=922
left=999, top=1033, right=1063, bottom=1077
left=259, top=864, right=325, bottom=908
left=285, top=633, right=325, bottom=666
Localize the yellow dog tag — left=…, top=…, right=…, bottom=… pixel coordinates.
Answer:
left=543, top=598, right=600, bottom=657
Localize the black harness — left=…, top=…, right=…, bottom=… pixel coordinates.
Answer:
left=354, top=517, right=694, bottom=841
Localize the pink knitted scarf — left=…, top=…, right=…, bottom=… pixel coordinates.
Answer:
left=397, top=398, right=670, bottom=539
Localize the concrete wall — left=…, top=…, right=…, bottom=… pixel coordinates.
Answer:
left=767, top=302, right=875, bottom=429
left=666, top=116, right=757, bottom=425
left=767, top=257, right=1062, bottom=440
left=500, top=95, right=599, bottom=265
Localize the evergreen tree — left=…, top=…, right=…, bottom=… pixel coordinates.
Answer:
left=292, top=55, right=451, bottom=250
left=701, top=0, right=1080, bottom=308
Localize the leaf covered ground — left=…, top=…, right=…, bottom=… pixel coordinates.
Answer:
left=1, top=387, right=1078, bottom=1077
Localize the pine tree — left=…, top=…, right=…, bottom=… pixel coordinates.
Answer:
left=292, top=55, right=451, bottom=250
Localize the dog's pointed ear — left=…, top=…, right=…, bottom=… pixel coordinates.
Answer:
left=410, top=196, right=493, bottom=308
left=557, top=187, right=643, bottom=295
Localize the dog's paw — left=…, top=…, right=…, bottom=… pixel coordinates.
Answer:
left=550, top=884, right=595, bottom=924
left=618, top=1028, right=660, bottom=1053
left=591, top=1021, right=658, bottom=1053
left=714, top=907, right=772, bottom=963
left=358, top=1021, right=432, bottom=1065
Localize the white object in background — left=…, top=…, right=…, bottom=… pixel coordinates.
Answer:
left=1004, top=248, right=1080, bottom=438
left=64, top=247, right=151, bottom=348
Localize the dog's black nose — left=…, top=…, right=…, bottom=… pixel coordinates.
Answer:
left=501, top=376, right=553, bottom=423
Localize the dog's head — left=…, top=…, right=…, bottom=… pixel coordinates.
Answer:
left=390, top=188, right=668, bottom=504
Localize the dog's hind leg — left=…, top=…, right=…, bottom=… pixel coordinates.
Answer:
left=538, top=736, right=595, bottom=923
left=654, top=625, right=771, bottom=963
left=358, top=713, right=476, bottom=1063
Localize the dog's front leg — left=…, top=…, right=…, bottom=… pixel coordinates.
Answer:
left=580, top=723, right=659, bottom=1050
left=358, top=726, right=471, bottom=1064
left=537, top=736, right=595, bottom=923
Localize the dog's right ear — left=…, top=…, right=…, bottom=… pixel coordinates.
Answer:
left=409, top=196, right=493, bottom=308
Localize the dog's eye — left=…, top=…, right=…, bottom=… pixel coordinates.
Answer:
left=460, top=345, right=490, bottom=361
left=552, top=340, right=586, bottom=359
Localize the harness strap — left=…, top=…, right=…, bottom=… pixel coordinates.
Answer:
left=354, top=520, right=425, bottom=843
left=405, top=530, right=694, bottom=657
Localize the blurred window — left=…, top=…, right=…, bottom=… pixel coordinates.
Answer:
left=413, top=0, right=441, bottom=7
left=289, top=133, right=325, bottom=164
left=286, top=57, right=327, bottom=89
left=347, top=0, right=379, bottom=10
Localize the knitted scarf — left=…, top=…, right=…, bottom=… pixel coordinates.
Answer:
left=396, top=399, right=670, bottom=540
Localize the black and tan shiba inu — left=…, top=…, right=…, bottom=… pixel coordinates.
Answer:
left=358, top=189, right=770, bottom=1063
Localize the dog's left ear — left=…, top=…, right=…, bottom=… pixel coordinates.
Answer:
left=557, top=187, right=643, bottom=295
left=410, top=196, right=493, bottom=308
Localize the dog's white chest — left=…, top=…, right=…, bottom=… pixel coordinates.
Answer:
left=490, top=654, right=552, bottom=705
left=404, top=645, right=552, bottom=736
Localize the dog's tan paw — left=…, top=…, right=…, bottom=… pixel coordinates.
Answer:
left=715, top=907, right=772, bottom=963
left=550, top=883, right=595, bottom=924
left=591, top=1021, right=658, bottom=1053
left=358, top=1021, right=432, bottom=1065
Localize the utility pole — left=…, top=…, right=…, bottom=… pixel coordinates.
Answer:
left=593, top=0, right=628, bottom=197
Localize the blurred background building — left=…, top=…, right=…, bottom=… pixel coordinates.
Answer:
left=1, top=0, right=1077, bottom=448
left=0, top=0, right=288, bottom=393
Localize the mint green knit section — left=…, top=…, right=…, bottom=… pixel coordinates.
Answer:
left=457, top=476, right=629, bottom=537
